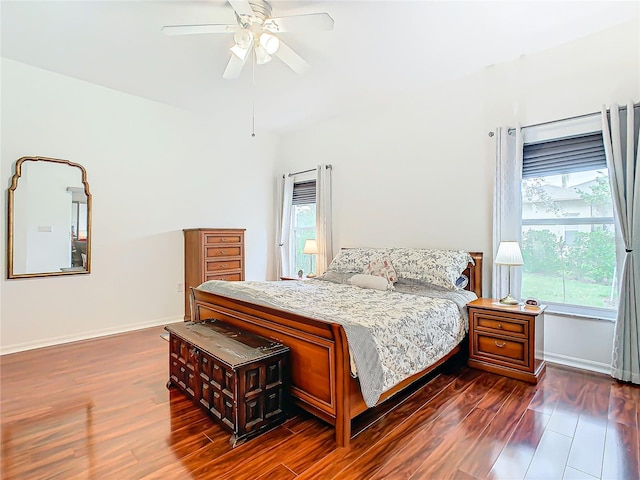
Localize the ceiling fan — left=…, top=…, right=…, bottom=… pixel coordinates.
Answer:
left=162, top=0, right=334, bottom=79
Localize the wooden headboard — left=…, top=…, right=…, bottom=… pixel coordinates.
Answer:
left=465, top=251, right=483, bottom=298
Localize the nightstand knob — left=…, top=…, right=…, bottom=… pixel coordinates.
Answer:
left=497, top=323, right=503, bottom=329
left=494, top=341, right=506, bottom=348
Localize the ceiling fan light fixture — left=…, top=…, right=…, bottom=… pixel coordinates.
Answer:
left=233, top=28, right=253, bottom=49
left=255, top=45, right=272, bottom=64
left=258, top=31, right=280, bottom=54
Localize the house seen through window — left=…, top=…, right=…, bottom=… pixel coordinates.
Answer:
left=520, top=131, right=618, bottom=316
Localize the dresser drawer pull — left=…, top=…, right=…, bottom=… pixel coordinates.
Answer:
left=221, top=238, right=227, bottom=242
left=494, top=341, right=506, bottom=348
left=497, top=323, right=503, bottom=329
left=220, top=264, right=227, bottom=268
left=220, top=250, right=226, bottom=255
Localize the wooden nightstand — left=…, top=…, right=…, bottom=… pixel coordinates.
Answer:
left=467, top=298, right=546, bottom=383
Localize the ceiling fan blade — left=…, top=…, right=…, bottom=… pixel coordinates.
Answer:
left=223, top=52, right=248, bottom=79
left=228, top=0, right=255, bottom=18
left=274, top=40, right=310, bottom=75
left=162, top=24, right=236, bottom=35
left=265, top=13, right=334, bottom=33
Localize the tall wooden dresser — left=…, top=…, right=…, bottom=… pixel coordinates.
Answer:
left=183, top=228, right=245, bottom=320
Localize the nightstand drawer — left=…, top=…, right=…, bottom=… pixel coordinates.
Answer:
left=474, top=312, right=528, bottom=338
left=474, top=333, right=529, bottom=368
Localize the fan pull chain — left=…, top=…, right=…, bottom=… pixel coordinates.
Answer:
left=251, top=48, right=256, bottom=138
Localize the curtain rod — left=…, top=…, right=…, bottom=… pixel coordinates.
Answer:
left=287, top=164, right=333, bottom=177
left=504, top=102, right=639, bottom=134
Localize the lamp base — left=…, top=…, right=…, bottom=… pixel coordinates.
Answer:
left=499, top=293, right=519, bottom=305
left=306, top=272, right=316, bottom=278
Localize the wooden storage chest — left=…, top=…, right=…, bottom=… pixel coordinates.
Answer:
left=165, top=320, right=290, bottom=446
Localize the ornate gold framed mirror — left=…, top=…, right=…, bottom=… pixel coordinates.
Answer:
left=7, top=156, right=92, bottom=278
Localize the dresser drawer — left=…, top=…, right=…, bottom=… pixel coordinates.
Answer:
left=205, top=272, right=242, bottom=282
left=205, top=260, right=242, bottom=273
left=473, top=313, right=527, bottom=338
left=474, top=333, right=529, bottom=369
left=205, top=246, right=242, bottom=258
left=204, top=234, right=243, bottom=245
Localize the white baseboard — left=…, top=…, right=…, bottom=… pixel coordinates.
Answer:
left=544, top=351, right=611, bottom=376
left=0, top=316, right=184, bottom=356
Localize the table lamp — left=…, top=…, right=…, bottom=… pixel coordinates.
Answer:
left=303, top=239, right=318, bottom=278
left=495, top=241, right=524, bottom=305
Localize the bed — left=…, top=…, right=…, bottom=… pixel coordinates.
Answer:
left=190, top=248, right=483, bottom=447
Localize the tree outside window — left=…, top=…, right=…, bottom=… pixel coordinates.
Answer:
left=521, top=170, right=617, bottom=309
left=290, top=203, right=316, bottom=277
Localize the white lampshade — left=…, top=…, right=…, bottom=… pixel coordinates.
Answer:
left=303, top=239, right=318, bottom=255
left=254, top=45, right=272, bottom=64
left=495, top=241, right=524, bottom=266
left=259, top=32, right=280, bottom=54
left=233, top=29, right=253, bottom=49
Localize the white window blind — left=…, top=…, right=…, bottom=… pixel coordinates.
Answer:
left=522, top=132, right=607, bottom=178
left=292, top=180, right=316, bottom=205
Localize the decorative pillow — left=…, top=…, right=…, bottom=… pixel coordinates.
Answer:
left=313, top=271, right=355, bottom=284
left=389, top=248, right=473, bottom=290
left=349, top=274, right=391, bottom=291
left=327, top=248, right=388, bottom=274
left=363, top=257, right=398, bottom=284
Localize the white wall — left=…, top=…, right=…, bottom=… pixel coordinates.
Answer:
left=278, top=21, right=639, bottom=373
left=0, top=59, right=278, bottom=354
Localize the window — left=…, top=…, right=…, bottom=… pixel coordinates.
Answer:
left=520, top=131, right=618, bottom=318
left=289, top=180, right=316, bottom=277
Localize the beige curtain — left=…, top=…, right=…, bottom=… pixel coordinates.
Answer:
left=315, top=164, right=333, bottom=275
left=602, top=102, right=640, bottom=384
left=492, top=126, right=523, bottom=300
left=277, top=174, right=294, bottom=278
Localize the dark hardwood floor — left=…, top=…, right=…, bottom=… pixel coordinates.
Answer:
left=1, top=325, right=638, bottom=479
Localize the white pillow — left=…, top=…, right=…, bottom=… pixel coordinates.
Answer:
left=349, top=274, right=391, bottom=291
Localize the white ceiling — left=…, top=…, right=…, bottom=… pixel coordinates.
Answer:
left=2, top=1, right=638, bottom=133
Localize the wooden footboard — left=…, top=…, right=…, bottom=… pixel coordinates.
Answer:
left=190, top=252, right=483, bottom=447
left=191, top=288, right=354, bottom=445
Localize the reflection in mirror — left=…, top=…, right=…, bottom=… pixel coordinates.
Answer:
left=8, top=156, right=91, bottom=278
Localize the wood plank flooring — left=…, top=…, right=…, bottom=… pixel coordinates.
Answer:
left=1, top=325, right=638, bottom=479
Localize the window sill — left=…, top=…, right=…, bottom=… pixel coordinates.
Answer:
left=544, top=304, right=617, bottom=322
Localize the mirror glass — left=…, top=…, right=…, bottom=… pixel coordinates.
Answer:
left=8, top=157, right=91, bottom=278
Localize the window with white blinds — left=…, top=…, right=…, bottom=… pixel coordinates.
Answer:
left=290, top=180, right=316, bottom=277
left=520, top=126, right=617, bottom=318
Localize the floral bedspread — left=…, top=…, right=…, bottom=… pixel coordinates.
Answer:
left=196, top=279, right=476, bottom=407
